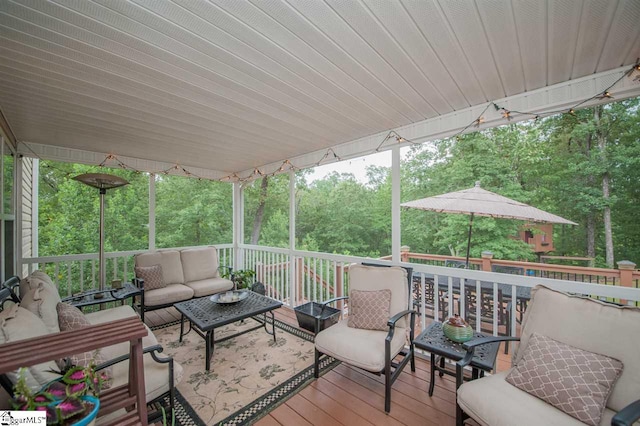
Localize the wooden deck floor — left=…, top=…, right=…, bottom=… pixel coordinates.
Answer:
left=144, top=305, right=511, bottom=426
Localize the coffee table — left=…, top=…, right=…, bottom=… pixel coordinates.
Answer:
left=413, top=321, right=500, bottom=396
left=174, top=291, right=283, bottom=371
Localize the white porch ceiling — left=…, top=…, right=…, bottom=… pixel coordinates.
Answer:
left=0, top=0, right=639, bottom=177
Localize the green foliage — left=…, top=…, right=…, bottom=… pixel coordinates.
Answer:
left=155, top=175, right=232, bottom=248
left=38, top=163, right=149, bottom=256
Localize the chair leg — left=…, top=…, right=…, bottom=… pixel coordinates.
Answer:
left=314, top=348, right=321, bottom=379
left=385, top=366, right=392, bottom=413
left=456, top=403, right=466, bottom=426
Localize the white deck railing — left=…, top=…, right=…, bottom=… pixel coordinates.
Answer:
left=21, top=244, right=640, bottom=340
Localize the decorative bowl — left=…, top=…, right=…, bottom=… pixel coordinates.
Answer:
left=210, top=290, right=249, bottom=304
left=442, top=314, right=474, bottom=343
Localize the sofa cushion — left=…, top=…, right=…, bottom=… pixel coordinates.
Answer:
left=315, top=321, right=406, bottom=372
left=56, top=303, right=111, bottom=387
left=185, top=278, right=233, bottom=297
left=84, top=305, right=158, bottom=352
left=134, top=264, right=166, bottom=291
left=181, top=247, right=220, bottom=283
left=83, top=305, right=181, bottom=403
left=143, top=284, right=194, bottom=307
left=136, top=251, right=184, bottom=286
left=20, top=282, right=61, bottom=334
left=109, top=352, right=183, bottom=402
left=506, top=333, right=622, bottom=426
left=348, top=289, right=391, bottom=331
left=19, top=271, right=59, bottom=302
left=458, top=371, right=590, bottom=426
left=0, top=305, right=61, bottom=389
left=515, top=285, right=640, bottom=412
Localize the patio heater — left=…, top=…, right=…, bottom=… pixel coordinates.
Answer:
left=73, top=173, right=129, bottom=291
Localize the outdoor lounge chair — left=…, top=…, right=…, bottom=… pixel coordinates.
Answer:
left=455, top=285, right=640, bottom=426
left=313, top=263, right=416, bottom=412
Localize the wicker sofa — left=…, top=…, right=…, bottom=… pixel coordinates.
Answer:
left=456, top=285, right=640, bottom=426
left=133, top=246, right=234, bottom=320
left=0, top=272, right=181, bottom=420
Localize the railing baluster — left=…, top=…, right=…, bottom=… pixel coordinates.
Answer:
left=475, top=279, right=481, bottom=333
left=66, top=262, right=72, bottom=297
left=420, top=273, right=426, bottom=331
left=80, top=262, right=84, bottom=293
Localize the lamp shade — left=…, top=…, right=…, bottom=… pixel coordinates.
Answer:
left=73, top=173, right=129, bottom=189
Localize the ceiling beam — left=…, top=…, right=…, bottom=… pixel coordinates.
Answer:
left=243, top=65, right=640, bottom=180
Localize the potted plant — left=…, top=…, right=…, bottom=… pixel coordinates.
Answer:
left=222, top=269, right=256, bottom=290
left=12, top=359, right=107, bottom=426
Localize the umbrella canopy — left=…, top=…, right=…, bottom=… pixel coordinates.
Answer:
left=401, top=182, right=577, bottom=267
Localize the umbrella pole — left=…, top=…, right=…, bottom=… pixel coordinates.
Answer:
left=465, top=213, right=474, bottom=268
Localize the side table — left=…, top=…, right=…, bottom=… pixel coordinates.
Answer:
left=62, top=282, right=142, bottom=311
left=413, top=321, right=500, bottom=396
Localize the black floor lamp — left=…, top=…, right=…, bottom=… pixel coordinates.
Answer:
left=73, top=173, right=129, bottom=291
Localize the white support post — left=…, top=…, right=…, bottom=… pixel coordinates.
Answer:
left=14, top=153, right=21, bottom=278
left=391, top=145, right=401, bottom=263
left=32, top=158, right=39, bottom=258
left=233, top=182, right=244, bottom=271
left=148, top=174, right=155, bottom=251
left=289, top=170, right=296, bottom=305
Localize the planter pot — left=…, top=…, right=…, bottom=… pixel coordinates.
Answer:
left=294, top=302, right=340, bottom=334
left=72, top=395, right=100, bottom=426
left=442, top=315, right=474, bottom=343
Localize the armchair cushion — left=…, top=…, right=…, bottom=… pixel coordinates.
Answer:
left=315, top=321, right=406, bottom=372
left=506, top=333, right=622, bottom=426
left=134, top=264, right=166, bottom=291
left=348, top=289, right=391, bottom=331
left=515, top=286, right=640, bottom=412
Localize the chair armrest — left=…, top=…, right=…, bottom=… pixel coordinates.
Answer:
left=612, top=399, right=640, bottom=426
left=320, top=296, right=349, bottom=307
left=219, top=265, right=233, bottom=275
left=386, top=309, right=417, bottom=344
left=94, top=344, right=168, bottom=370
left=457, top=336, right=521, bottom=368
left=2, top=276, right=21, bottom=303
left=387, top=309, right=416, bottom=327
left=132, top=277, right=144, bottom=289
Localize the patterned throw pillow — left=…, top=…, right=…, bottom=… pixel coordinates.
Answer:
left=56, top=303, right=111, bottom=388
left=347, top=289, right=392, bottom=331
left=505, top=333, right=623, bottom=426
left=134, top=264, right=166, bottom=291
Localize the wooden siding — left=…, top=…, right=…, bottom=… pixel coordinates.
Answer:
left=20, top=156, right=33, bottom=276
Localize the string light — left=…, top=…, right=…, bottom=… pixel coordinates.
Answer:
left=22, top=60, right=640, bottom=185
left=596, top=91, right=613, bottom=100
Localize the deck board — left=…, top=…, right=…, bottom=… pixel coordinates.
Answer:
left=146, top=303, right=511, bottom=426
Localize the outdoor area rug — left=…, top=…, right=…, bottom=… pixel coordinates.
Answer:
left=152, top=317, right=339, bottom=425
